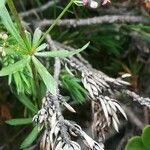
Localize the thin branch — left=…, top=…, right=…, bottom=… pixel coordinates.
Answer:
left=123, top=90, right=150, bottom=108
left=35, top=15, right=150, bottom=28
left=20, top=0, right=59, bottom=17
left=46, top=35, right=61, bottom=87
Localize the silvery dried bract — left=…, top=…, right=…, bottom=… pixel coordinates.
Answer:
left=33, top=108, right=48, bottom=125
left=33, top=91, right=104, bottom=150
left=69, top=124, right=104, bottom=150
left=92, top=96, right=127, bottom=138
left=82, top=130, right=104, bottom=150
left=55, top=141, right=81, bottom=150
left=40, top=121, right=81, bottom=150
left=64, top=58, right=129, bottom=137
left=33, top=92, right=56, bottom=130
left=63, top=101, right=76, bottom=113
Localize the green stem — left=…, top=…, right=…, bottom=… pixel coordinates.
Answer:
left=31, top=61, right=40, bottom=109
left=7, top=0, right=29, bottom=49
left=38, top=0, right=74, bottom=46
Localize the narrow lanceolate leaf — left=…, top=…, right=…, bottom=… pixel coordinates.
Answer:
left=0, top=0, right=5, bottom=8
left=17, top=94, right=38, bottom=113
left=32, top=28, right=42, bottom=48
left=36, top=43, right=47, bottom=52
left=0, top=6, right=26, bottom=49
left=32, top=56, right=57, bottom=95
left=35, top=42, right=90, bottom=58
left=20, top=126, right=39, bottom=149
left=0, top=57, right=30, bottom=76
left=5, top=118, right=32, bottom=126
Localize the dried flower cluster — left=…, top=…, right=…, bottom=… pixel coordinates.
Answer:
left=33, top=92, right=104, bottom=150
left=63, top=55, right=150, bottom=140
left=92, top=96, right=127, bottom=139
left=64, top=57, right=129, bottom=137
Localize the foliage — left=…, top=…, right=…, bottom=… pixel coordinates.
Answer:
left=20, top=126, right=39, bottom=149
left=0, top=0, right=149, bottom=149
left=0, top=1, right=89, bottom=148
left=61, top=73, right=87, bottom=103
left=125, top=125, right=150, bottom=150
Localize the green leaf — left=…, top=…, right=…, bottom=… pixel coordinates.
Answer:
left=61, top=74, right=87, bottom=103
left=36, top=43, right=47, bottom=52
left=32, top=28, right=42, bottom=48
left=35, top=42, right=90, bottom=58
left=32, top=56, right=56, bottom=95
left=0, top=0, right=5, bottom=8
left=20, top=126, right=39, bottom=149
left=142, top=125, right=150, bottom=149
left=0, top=57, right=30, bottom=76
left=125, top=136, right=146, bottom=150
left=13, top=72, right=24, bottom=94
left=6, top=118, right=32, bottom=126
left=0, top=6, right=26, bottom=49
left=20, top=72, right=31, bottom=91
left=17, top=93, right=38, bottom=113
left=25, top=31, right=32, bottom=49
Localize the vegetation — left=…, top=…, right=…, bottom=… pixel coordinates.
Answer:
left=0, top=0, right=150, bottom=149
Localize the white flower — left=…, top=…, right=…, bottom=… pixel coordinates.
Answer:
left=90, top=1, right=99, bottom=8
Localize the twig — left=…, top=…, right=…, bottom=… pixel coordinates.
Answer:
left=20, top=0, right=59, bottom=17
left=46, top=35, right=61, bottom=86
left=35, top=15, right=150, bottom=28
left=123, top=90, right=150, bottom=108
